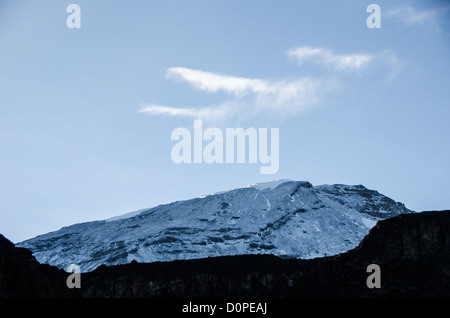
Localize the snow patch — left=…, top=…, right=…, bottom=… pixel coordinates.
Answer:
left=249, top=179, right=293, bottom=190
left=361, top=217, right=377, bottom=229
left=105, top=208, right=148, bottom=222
left=263, top=195, right=271, bottom=210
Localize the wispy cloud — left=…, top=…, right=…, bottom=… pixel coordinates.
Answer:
left=385, top=5, right=450, bottom=29
left=140, top=70, right=321, bottom=121
left=140, top=47, right=400, bottom=121
left=139, top=103, right=236, bottom=120
left=166, top=67, right=268, bottom=96
left=287, top=46, right=373, bottom=72
left=288, top=46, right=402, bottom=82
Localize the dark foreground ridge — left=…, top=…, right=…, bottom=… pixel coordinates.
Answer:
left=1, top=210, right=450, bottom=298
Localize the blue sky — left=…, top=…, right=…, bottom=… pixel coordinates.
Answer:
left=1, top=0, right=450, bottom=242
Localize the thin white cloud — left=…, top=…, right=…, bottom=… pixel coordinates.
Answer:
left=140, top=46, right=400, bottom=121
left=166, top=67, right=268, bottom=96
left=288, top=46, right=402, bottom=81
left=139, top=104, right=203, bottom=117
left=386, top=5, right=450, bottom=28
left=139, top=103, right=234, bottom=120
left=166, top=67, right=320, bottom=107
left=287, top=46, right=373, bottom=71
left=140, top=72, right=321, bottom=121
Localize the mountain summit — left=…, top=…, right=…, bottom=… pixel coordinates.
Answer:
left=18, top=180, right=413, bottom=272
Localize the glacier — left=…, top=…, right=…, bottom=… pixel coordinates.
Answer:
left=17, top=180, right=413, bottom=272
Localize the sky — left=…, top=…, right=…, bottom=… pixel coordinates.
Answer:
left=1, top=0, right=450, bottom=243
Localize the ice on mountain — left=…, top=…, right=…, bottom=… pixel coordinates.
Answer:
left=17, top=180, right=414, bottom=272
left=248, top=179, right=294, bottom=190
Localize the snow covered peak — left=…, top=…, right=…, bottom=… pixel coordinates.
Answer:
left=18, top=180, right=414, bottom=272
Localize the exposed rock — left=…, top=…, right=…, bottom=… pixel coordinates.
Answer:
left=80, top=210, right=450, bottom=297
left=0, top=234, right=76, bottom=298
left=2, top=210, right=449, bottom=298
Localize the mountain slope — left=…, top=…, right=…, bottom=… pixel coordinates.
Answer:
left=18, top=180, right=413, bottom=272
left=80, top=210, right=450, bottom=298
left=3, top=210, right=449, bottom=298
